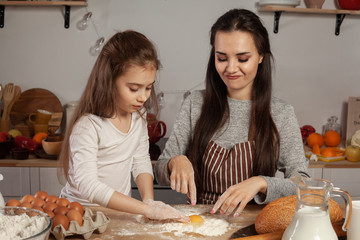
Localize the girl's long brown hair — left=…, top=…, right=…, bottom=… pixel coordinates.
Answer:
left=59, top=30, right=160, bottom=183
left=188, top=9, right=280, bottom=195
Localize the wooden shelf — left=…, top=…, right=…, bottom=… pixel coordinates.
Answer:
left=309, top=159, right=360, bottom=168
left=258, top=5, right=360, bottom=15
left=258, top=5, right=360, bottom=35
left=0, top=0, right=88, bottom=28
left=0, top=1, right=87, bottom=7
left=0, top=154, right=60, bottom=167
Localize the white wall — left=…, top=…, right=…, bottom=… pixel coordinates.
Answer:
left=0, top=0, right=359, bottom=139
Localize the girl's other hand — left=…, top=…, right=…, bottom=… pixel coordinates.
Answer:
left=168, top=155, right=197, bottom=205
left=144, top=200, right=190, bottom=222
left=211, top=176, right=267, bottom=217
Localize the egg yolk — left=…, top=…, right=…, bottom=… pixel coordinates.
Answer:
left=189, top=214, right=204, bottom=223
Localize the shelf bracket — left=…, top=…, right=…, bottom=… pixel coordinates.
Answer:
left=273, top=11, right=282, bottom=34
left=335, top=14, right=346, bottom=36
left=0, top=5, right=4, bottom=28
left=64, top=5, right=70, bottom=29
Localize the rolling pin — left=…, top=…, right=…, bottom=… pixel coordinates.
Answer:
left=232, top=221, right=346, bottom=240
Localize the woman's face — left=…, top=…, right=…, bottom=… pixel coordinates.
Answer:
left=214, top=31, right=263, bottom=100
left=115, top=65, right=156, bottom=116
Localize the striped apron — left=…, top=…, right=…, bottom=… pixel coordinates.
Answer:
left=198, top=122, right=255, bottom=204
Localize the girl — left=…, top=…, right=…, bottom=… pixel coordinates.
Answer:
left=59, top=30, right=188, bottom=222
left=154, top=9, right=309, bottom=217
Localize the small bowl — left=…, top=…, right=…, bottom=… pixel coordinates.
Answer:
left=46, top=133, right=63, bottom=142
left=11, top=147, right=30, bottom=160
left=0, top=140, right=14, bottom=159
left=42, top=139, right=63, bottom=156
left=0, top=206, right=52, bottom=240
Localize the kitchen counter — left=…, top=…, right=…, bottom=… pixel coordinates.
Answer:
left=49, top=204, right=264, bottom=240
left=1, top=156, right=360, bottom=168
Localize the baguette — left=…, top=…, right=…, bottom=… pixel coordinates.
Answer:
left=255, top=195, right=343, bottom=234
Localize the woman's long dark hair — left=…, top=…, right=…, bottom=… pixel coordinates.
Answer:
left=188, top=9, right=280, bottom=194
left=59, top=30, right=160, bottom=183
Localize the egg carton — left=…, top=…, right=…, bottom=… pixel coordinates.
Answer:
left=51, top=208, right=110, bottom=240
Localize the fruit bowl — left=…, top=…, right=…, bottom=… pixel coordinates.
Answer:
left=0, top=206, right=52, bottom=240
left=0, top=140, right=14, bottom=159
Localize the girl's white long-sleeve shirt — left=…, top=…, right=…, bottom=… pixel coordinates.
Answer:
left=60, top=113, right=153, bottom=206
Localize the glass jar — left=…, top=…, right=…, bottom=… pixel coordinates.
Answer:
left=322, top=116, right=341, bottom=136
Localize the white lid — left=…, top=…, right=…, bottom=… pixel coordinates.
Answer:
left=67, top=101, right=79, bottom=107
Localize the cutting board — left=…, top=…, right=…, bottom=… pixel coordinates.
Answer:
left=9, top=88, right=63, bottom=132
left=305, top=151, right=346, bottom=162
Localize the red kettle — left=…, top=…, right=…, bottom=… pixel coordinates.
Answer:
left=147, top=113, right=166, bottom=144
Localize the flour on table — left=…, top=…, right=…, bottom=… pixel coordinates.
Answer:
left=0, top=212, right=48, bottom=240
left=113, top=205, right=230, bottom=238
left=161, top=216, right=229, bottom=237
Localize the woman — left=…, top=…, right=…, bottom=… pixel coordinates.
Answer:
left=154, top=9, right=309, bottom=217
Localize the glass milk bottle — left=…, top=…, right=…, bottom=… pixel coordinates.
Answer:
left=282, top=175, right=352, bottom=240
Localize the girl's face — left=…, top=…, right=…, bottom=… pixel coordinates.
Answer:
left=214, top=31, right=263, bottom=100
left=115, top=65, right=156, bottom=116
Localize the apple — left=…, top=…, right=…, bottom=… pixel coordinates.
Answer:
left=345, top=145, right=360, bottom=162
left=0, top=132, right=11, bottom=143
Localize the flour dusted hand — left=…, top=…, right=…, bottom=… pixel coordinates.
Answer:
left=144, top=199, right=190, bottom=222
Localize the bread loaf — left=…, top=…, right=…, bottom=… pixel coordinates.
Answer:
left=255, top=195, right=343, bottom=234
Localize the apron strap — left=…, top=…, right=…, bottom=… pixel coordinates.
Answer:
left=248, top=105, right=255, bottom=142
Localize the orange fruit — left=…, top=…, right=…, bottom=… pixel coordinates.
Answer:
left=307, top=133, right=324, bottom=148
left=33, top=132, right=48, bottom=146
left=312, top=144, right=321, bottom=155
left=321, top=147, right=344, bottom=157
left=323, top=130, right=341, bottom=147
left=321, top=147, right=336, bottom=157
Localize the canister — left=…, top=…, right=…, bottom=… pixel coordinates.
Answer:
left=65, top=101, right=79, bottom=131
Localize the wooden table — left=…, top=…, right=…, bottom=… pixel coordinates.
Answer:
left=49, top=204, right=264, bottom=240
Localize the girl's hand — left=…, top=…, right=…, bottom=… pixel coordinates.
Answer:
left=168, top=155, right=197, bottom=205
left=211, top=176, right=268, bottom=217
left=144, top=199, right=190, bottom=222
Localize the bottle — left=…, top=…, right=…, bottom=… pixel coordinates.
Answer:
left=322, top=116, right=341, bottom=136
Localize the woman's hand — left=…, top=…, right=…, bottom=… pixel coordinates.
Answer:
left=168, top=155, right=197, bottom=205
left=143, top=199, right=190, bottom=222
left=211, top=176, right=268, bottom=217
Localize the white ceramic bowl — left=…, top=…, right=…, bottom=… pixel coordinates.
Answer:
left=0, top=206, right=52, bottom=240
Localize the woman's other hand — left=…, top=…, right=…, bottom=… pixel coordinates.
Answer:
left=168, top=155, right=197, bottom=205
left=143, top=199, right=190, bottom=222
left=211, top=176, right=268, bottom=217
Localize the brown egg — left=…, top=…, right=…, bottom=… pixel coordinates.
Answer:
left=54, top=206, right=69, bottom=215
left=68, top=202, right=84, bottom=216
left=52, top=214, right=70, bottom=230
left=27, top=209, right=41, bottom=217
left=20, top=194, right=35, bottom=204
left=45, top=195, right=59, bottom=203
left=67, top=209, right=83, bottom=226
left=31, top=198, right=45, bottom=208
left=20, top=202, right=32, bottom=208
left=32, top=206, right=45, bottom=212
left=34, top=191, right=48, bottom=200
left=45, top=210, right=55, bottom=219
left=6, top=199, right=21, bottom=207
left=56, top=198, right=70, bottom=207
left=42, top=202, right=58, bottom=212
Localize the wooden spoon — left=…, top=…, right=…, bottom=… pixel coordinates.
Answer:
left=2, top=83, right=15, bottom=121
left=8, top=86, right=21, bottom=115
